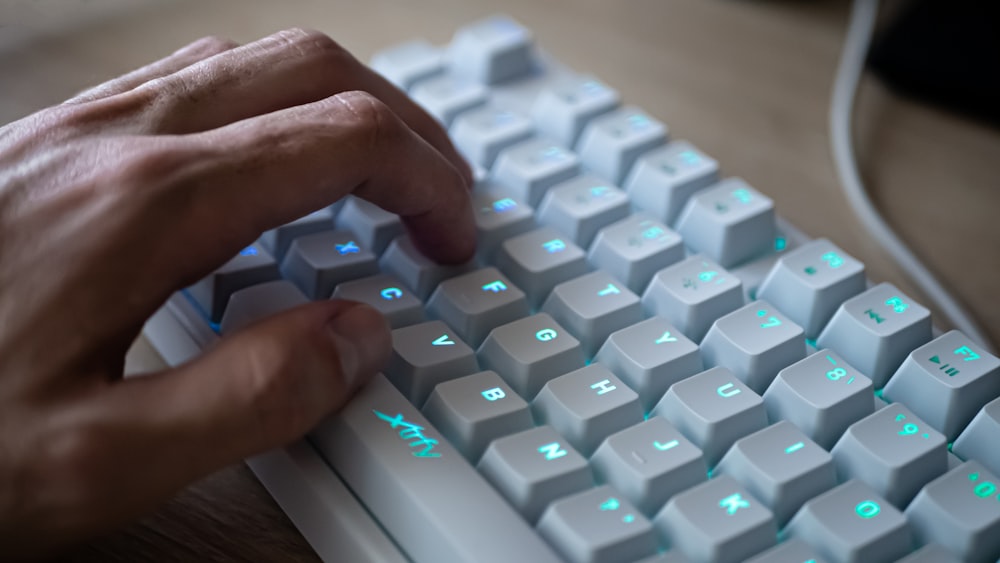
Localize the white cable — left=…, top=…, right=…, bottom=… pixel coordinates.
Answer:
left=830, top=0, right=995, bottom=352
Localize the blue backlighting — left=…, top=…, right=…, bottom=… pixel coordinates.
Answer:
left=542, top=239, right=567, bottom=253
left=492, top=198, right=517, bottom=213
left=482, top=280, right=508, bottom=293
left=239, top=246, right=258, bottom=256
left=536, top=328, right=558, bottom=342
left=597, top=283, right=620, bottom=297
left=373, top=410, right=441, bottom=458
left=719, top=493, right=751, bottom=515
left=336, top=241, right=360, bottom=255
left=590, top=379, right=617, bottom=395
left=538, top=442, right=568, bottom=460
left=380, top=287, right=403, bottom=300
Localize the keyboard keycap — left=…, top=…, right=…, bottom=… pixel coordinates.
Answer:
left=587, top=214, right=685, bottom=294
left=331, top=274, right=424, bottom=328
left=188, top=243, right=281, bottom=322
left=624, top=141, right=720, bottom=226
left=334, top=197, right=405, bottom=256
left=258, top=208, right=336, bottom=262
left=471, top=183, right=536, bottom=261
left=895, top=545, right=961, bottom=563
left=492, top=138, right=581, bottom=206
left=219, top=280, right=308, bottom=334
left=905, top=460, right=1000, bottom=563
left=882, top=330, right=1000, bottom=441
left=378, top=235, right=473, bottom=300
left=532, top=364, right=643, bottom=455
left=762, top=350, right=874, bottom=449
left=654, top=475, right=777, bottom=563
left=311, top=373, right=562, bottom=563
left=426, top=267, right=530, bottom=347
left=953, top=398, right=1000, bottom=476
left=714, top=421, right=837, bottom=526
left=369, top=39, right=444, bottom=90
left=410, top=75, right=488, bottom=126
left=641, top=255, right=744, bottom=342
left=652, top=367, right=768, bottom=466
left=477, top=425, right=592, bottom=522
left=421, top=370, right=533, bottom=461
left=591, top=416, right=707, bottom=516
left=279, top=231, right=379, bottom=300
left=537, top=485, right=658, bottom=563
left=700, top=300, right=807, bottom=394
left=594, top=316, right=703, bottom=411
left=531, top=76, right=620, bottom=147
left=477, top=313, right=585, bottom=399
left=451, top=105, right=534, bottom=167
left=816, top=282, right=932, bottom=387
left=448, top=15, right=535, bottom=85
left=537, top=175, right=631, bottom=249
left=494, top=227, right=589, bottom=308
left=743, top=538, right=826, bottom=563
left=385, top=320, right=479, bottom=406
left=541, top=271, right=643, bottom=357
left=831, top=403, right=947, bottom=508
left=576, top=107, right=669, bottom=185
left=675, top=178, right=776, bottom=269
left=786, top=480, right=911, bottom=563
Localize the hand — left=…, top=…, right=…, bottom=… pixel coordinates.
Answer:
left=0, top=29, right=474, bottom=559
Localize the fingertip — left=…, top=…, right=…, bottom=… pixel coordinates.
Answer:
left=325, top=300, right=391, bottom=389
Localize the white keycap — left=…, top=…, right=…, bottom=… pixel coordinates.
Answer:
left=493, top=227, right=589, bottom=308
left=895, top=545, right=961, bottom=563
left=624, top=141, right=720, bottom=226
left=816, top=282, right=932, bottom=387
left=471, top=183, right=536, bottom=261
left=675, top=178, right=776, bottom=268
left=188, top=243, right=281, bottom=322
left=448, top=15, right=535, bottom=84
left=744, top=539, right=825, bottom=563
left=756, top=238, right=866, bottom=339
left=219, top=280, right=307, bottom=334
left=541, top=271, right=643, bottom=357
left=491, top=138, right=581, bottom=206
left=369, top=39, right=445, bottom=90
left=258, top=208, right=336, bottom=262
left=451, top=105, right=534, bottom=167
left=385, top=320, right=479, bottom=406
left=952, top=397, right=1000, bottom=477
left=410, top=74, right=488, bottom=125
left=882, top=330, right=1000, bottom=441
left=700, top=300, right=807, bottom=394
left=334, top=197, right=404, bottom=255
left=331, top=274, right=424, bottom=328
left=537, top=175, right=631, bottom=249
left=576, top=106, right=669, bottom=185
left=279, top=232, right=378, bottom=300
left=531, top=75, right=620, bottom=147
left=426, top=267, right=530, bottom=347
left=587, top=213, right=685, bottom=294
left=641, top=255, right=744, bottom=342
left=378, top=235, right=473, bottom=300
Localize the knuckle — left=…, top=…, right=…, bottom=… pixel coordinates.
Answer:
left=187, top=35, right=238, bottom=55
left=272, top=27, right=355, bottom=69
left=330, top=90, right=399, bottom=151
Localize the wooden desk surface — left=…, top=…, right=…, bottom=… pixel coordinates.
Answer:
left=2, top=0, right=998, bottom=560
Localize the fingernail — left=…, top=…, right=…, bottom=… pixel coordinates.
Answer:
left=326, top=303, right=391, bottom=389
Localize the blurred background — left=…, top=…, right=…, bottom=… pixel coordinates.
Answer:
left=2, top=0, right=999, bottom=560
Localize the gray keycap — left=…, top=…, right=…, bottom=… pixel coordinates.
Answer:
left=279, top=231, right=379, bottom=300
left=258, top=208, right=336, bottom=262
left=471, top=183, right=536, bottom=261
left=379, top=235, right=473, bottom=300
left=219, top=280, right=308, bottom=334
left=624, top=141, right=720, bottom=226
left=310, top=374, right=562, bottom=563
left=494, top=227, right=589, bottom=308
left=421, top=370, right=533, bottom=461
left=576, top=107, right=668, bottom=185
left=729, top=227, right=801, bottom=303
left=785, top=480, right=912, bottom=563
left=654, top=475, right=777, bottom=563
left=451, top=105, right=534, bottom=167
left=541, top=271, right=643, bottom=357
left=756, top=239, right=865, bottom=339
left=426, top=267, right=530, bottom=347
left=448, top=15, right=535, bottom=85
left=652, top=367, right=768, bottom=467
left=641, top=255, right=744, bottom=342
left=477, top=313, right=585, bottom=399
left=831, top=403, right=947, bottom=508
left=762, top=349, right=874, bottom=450
left=532, top=364, right=643, bottom=456
left=701, top=300, right=807, bottom=394
left=744, top=538, right=827, bottom=563
left=385, top=320, right=479, bottom=406
left=331, top=274, right=424, bottom=328
left=188, top=243, right=281, bottom=322
left=477, top=425, right=593, bottom=522
left=531, top=75, right=620, bottom=147
left=587, top=213, right=685, bottom=294
left=895, top=544, right=961, bottom=563
left=591, top=416, right=707, bottom=516
left=369, top=39, right=444, bottom=90
left=410, top=74, right=488, bottom=125
left=905, top=460, right=1000, bottom=563
left=882, top=330, right=1000, bottom=440
left=675, top=178, right=776, bottom=269
left=594, top=316, right=703, bottom=411
left=537, top=175, right=631, bottom=249
left=537, top=485, right=658, bottom=563
left=953, top=398, right=1000, bottom=476
left=714, top=421, right=837, bottom=526
left=817, top=282, right=931, bottom=387
left=334, top=197, right=405, bottom=256
left=635, top=551, right=693, bottom=563
left=492, top=138, right=581, bottom=206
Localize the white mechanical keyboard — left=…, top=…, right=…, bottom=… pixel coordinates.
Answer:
left=144, top=15, right=1000, bottom=563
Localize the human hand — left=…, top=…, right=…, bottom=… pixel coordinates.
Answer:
left=0, top=28, right=474, bottom=559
